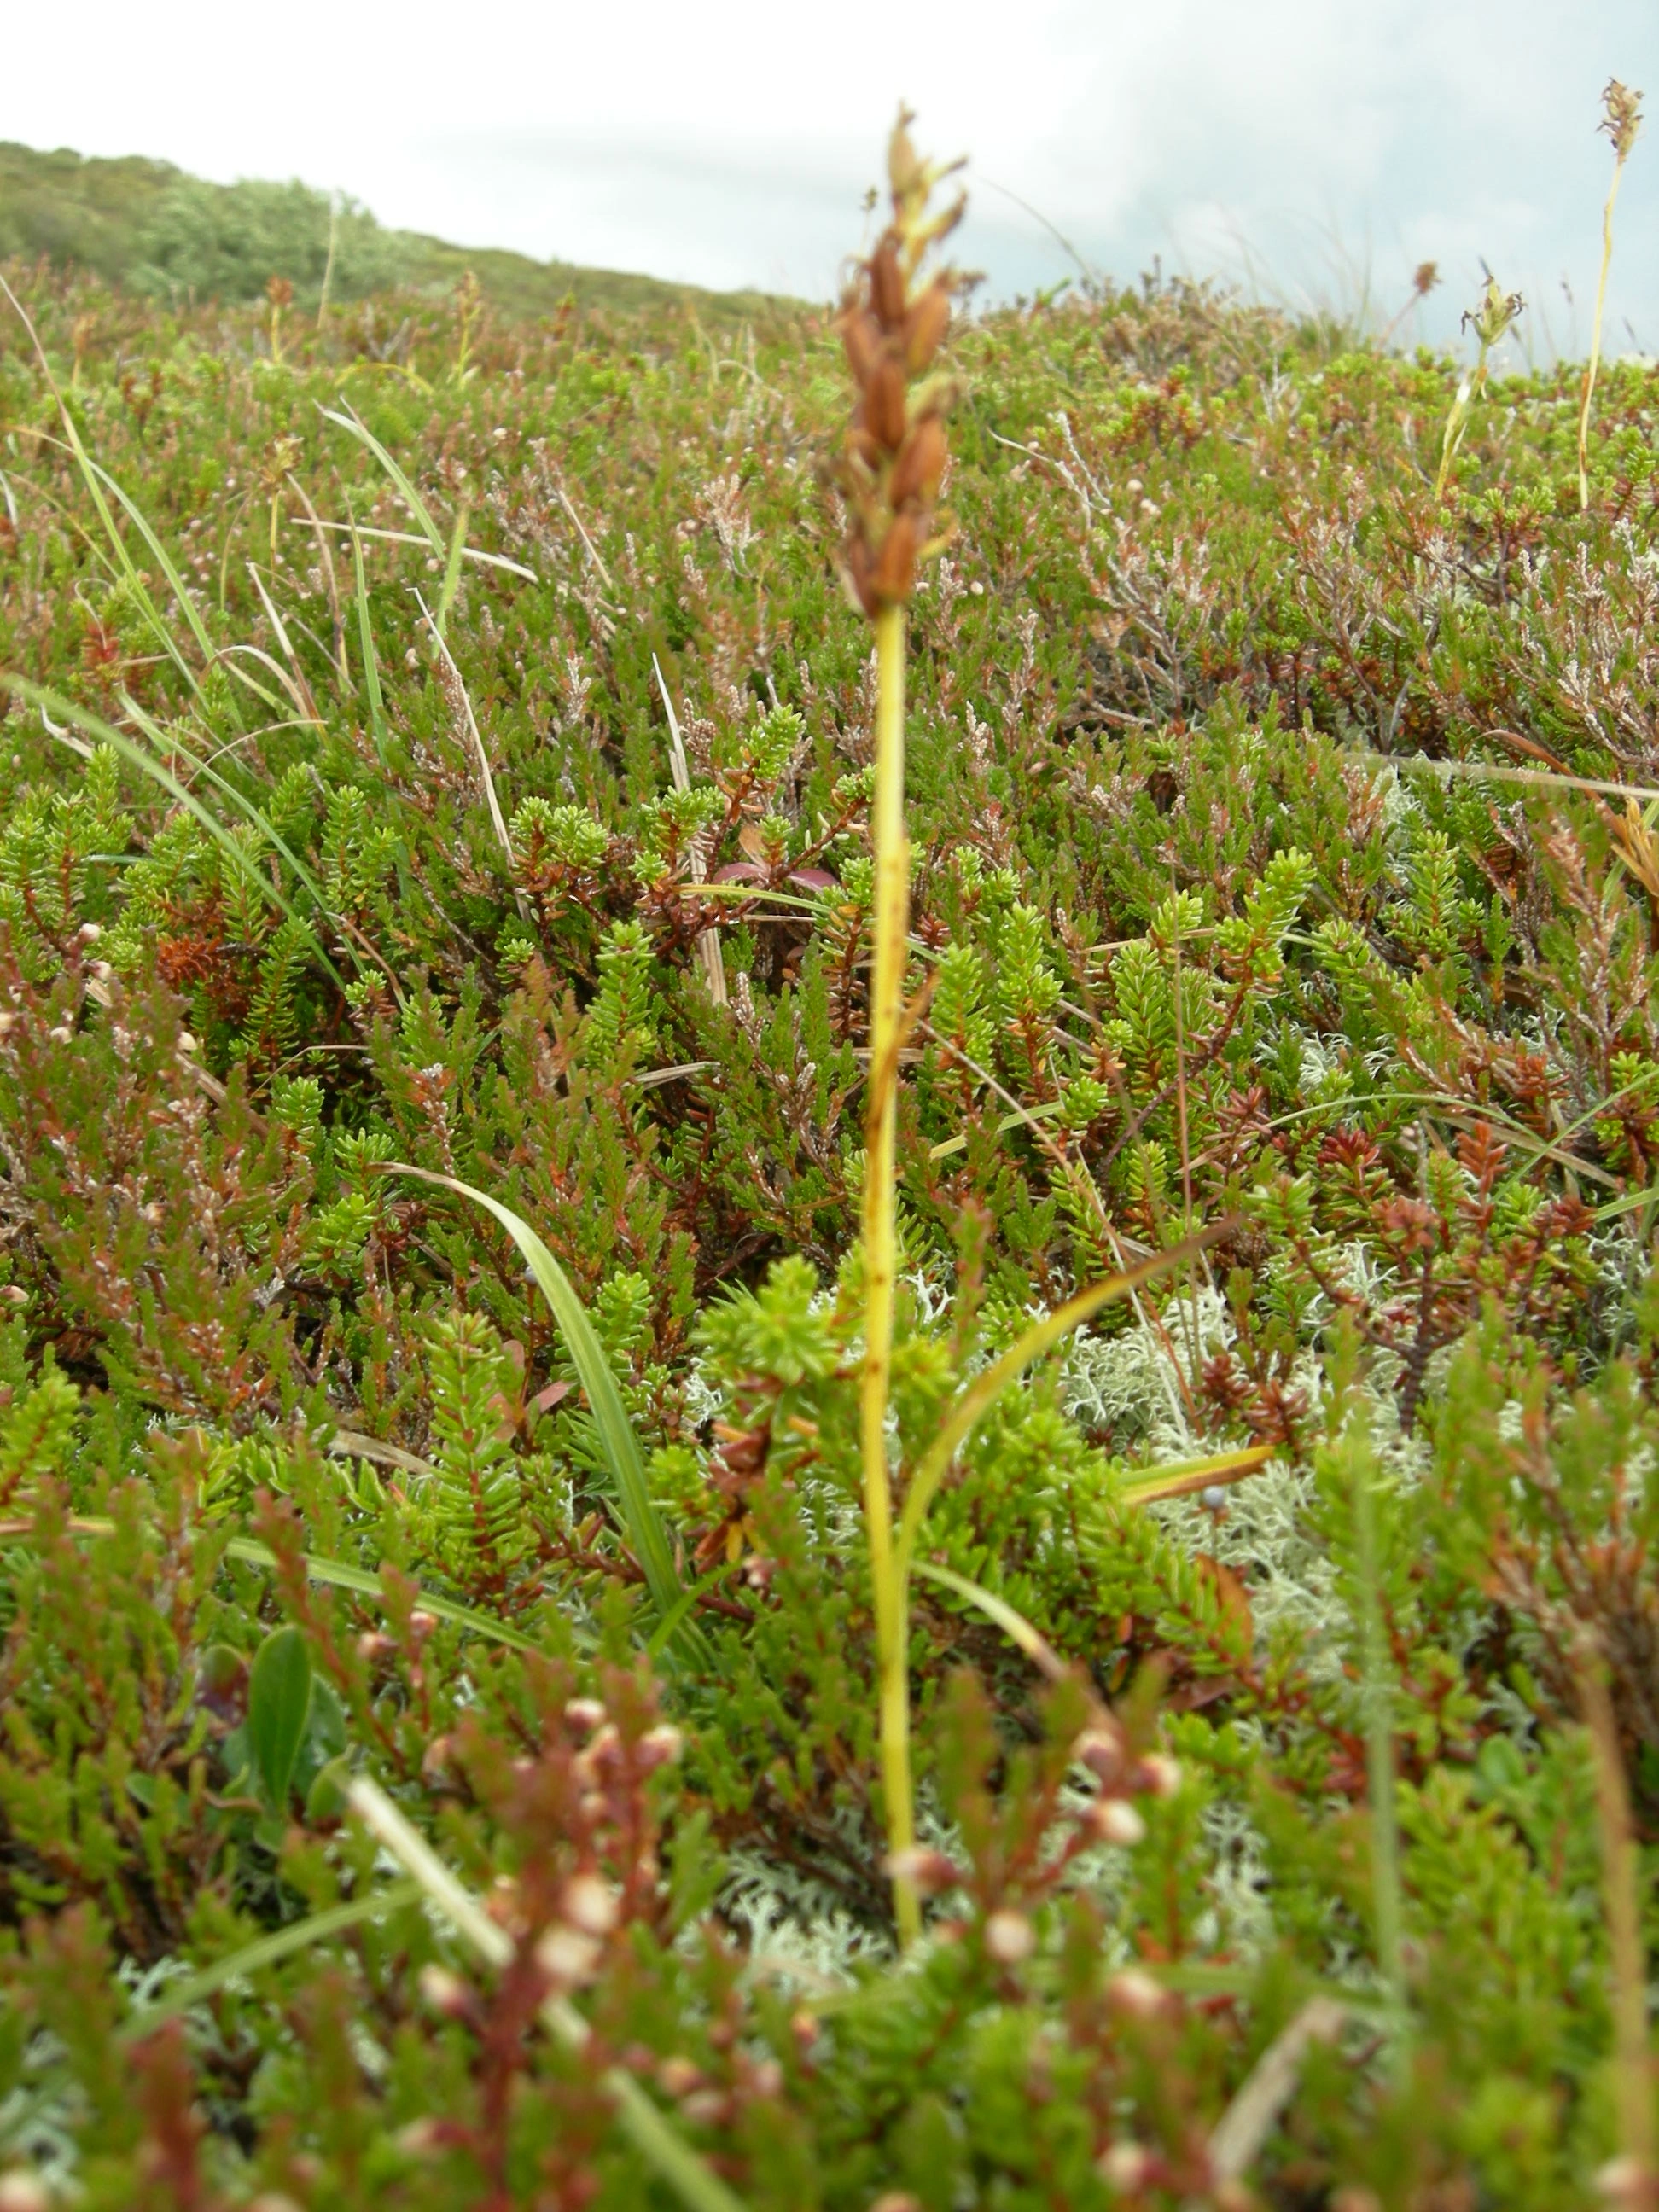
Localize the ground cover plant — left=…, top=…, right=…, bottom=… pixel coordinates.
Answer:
left=0, top=86, right=1657, bottom=2209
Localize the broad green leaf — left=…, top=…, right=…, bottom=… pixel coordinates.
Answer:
left=248, top=1625, right=313, bottom=1809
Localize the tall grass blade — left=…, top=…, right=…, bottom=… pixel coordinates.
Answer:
left=416, top=597, right=527, bottom=915
left=381, top=1163, right=697, bottom=1653
left=911, top=1557, right=1068, bottom=1682
left=1117, top=1443, right=1275, bottom=1506
left=435, top=499, right=469, bottom=639
left=307, top=517, right=538, bottom=581
left=1347, top=1421, right=1407, bottom=2071
left=320, top=402, right=444, bottom=556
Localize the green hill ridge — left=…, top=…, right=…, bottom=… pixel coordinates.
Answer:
left=0, top=138, right=784, bottom=320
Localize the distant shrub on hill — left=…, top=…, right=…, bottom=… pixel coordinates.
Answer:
left=128, top=176, right=402, bottom=305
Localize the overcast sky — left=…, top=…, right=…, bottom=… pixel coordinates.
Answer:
left=5, top=0, right=1656, bottom=355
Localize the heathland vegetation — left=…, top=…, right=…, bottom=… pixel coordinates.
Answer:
left=0, top=94, right=1655, bottom=2209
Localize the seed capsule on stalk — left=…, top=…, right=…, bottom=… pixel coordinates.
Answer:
left=870, top=241, right=906, bottom=329
left=888, top=414, right=947, bottom=511
left=832, top=107, right=967, bottom=615
left=865, top=354, right=910, bottom=451
left=903, top=282, right=952, bottom=375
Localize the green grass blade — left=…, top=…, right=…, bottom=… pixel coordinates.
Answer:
left=415, top=597, right=518, bottom=884
left=79, top=448, right=230, bottom=699
left=349, top=513, right=388, bottom=762
left=910, top=1558, right=1068, bottom=1681
left=219, top=1536, right=555, bottom=1653
left=321, top=403, right=444, bottom=555
left=221, top=648, right=317, bottom=723
left=18, top=424, right=209, bottom=714
left=895, top=1225, right=1225, bottom=1586
left=0, top=1511, right=554, bottom=1655
left=112, top=688, right=353, bottom=991
left=117, top=1881, right=422, bottom=2043
left=436, top=499, right=469, bottom=638
left=0, top=277, right=223, bottom=717
left=6, top=677, right=346, bottom=987
left=312, top=516, right=538, bottom=581
left=381, top=1162, right=697, bottom=1652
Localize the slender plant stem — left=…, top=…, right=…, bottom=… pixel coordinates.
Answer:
left=1578, top=1638, right=1655, bottom=2182
left=1435, top=344, right=1486, bottom=504
left=862, top=599, right=919, bottom=1947
left=1351, top=1430, right=1407, bottom=2068
left=1580, top=157, right=1628, bottom=511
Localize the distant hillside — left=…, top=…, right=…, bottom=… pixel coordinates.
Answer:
left=0, top=140, right=787, bottom=322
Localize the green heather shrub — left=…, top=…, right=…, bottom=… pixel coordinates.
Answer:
left=0, top=93, right=1656, bottom=2203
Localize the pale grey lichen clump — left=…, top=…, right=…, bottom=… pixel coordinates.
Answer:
left=708, top=1246, right=1490, bottom=1987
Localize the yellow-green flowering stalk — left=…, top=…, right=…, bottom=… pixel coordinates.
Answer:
left=835, top=109, right=964, bottom=1946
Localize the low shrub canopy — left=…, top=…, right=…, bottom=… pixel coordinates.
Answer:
left=0, top=204, right=1657, bottom=2207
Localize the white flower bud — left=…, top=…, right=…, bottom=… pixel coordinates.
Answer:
left=984, top=1908, right=1035, bottom=1964
left=560, top=1872, right=620, bottom=1936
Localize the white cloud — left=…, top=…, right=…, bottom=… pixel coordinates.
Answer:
left=3, top=0, right=1654, bottom=346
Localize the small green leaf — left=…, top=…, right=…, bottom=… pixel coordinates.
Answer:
left=248, top=1625, right=313, bottom=1810
left=305, top=1754, right=354, bottom=1826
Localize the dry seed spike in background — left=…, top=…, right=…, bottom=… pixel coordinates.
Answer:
left=835, top=108, right=968, bottom=617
